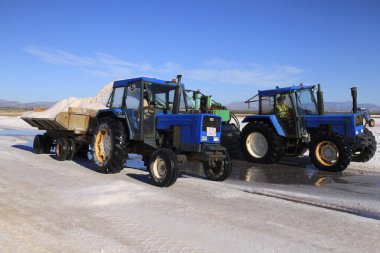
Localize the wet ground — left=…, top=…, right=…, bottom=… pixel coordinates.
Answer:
left=3, top=129, right=380, bottom=220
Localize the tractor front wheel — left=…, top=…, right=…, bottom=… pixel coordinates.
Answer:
left=93, top=118, right=128, bottom=174
left=241, top=122, right=284, bottom=163
left=203, top=152, right=232, bottom=181
left=369, top=119, right=375, bottom=127
left=309, top=134, right=351, bottom=172
left=148, top=148, right=179, bottom=187
left=352, top=128, right=377, bottom=162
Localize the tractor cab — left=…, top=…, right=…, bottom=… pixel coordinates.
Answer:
left=246, top=85, right=317, bottom=140
left=104, top=77, right=190, bottom=141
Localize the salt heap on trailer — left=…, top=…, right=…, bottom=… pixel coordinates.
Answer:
left=22, top=82, right=114, bottom=119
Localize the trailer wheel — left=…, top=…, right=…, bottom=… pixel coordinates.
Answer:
left=66, top=138, right=77, bottom=161
left=148, top=148, right=179, bottom=187
left=369, top=119, right=375, bottom=127
left=352, top=128, right=377, bottom=162
left=33, top=135, right=45, bottom=154
left=55, top=137, right=70, bottom=161
left=241, top=122, right=284, bottom=163
left=42, top=133, right=52, bottom=154
left=93, top=118, right=128, bottom=174
left=310, top=134, right=351, bottom=172
left=203, top=152, right=232, bottom=181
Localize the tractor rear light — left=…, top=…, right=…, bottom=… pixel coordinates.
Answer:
left=356, top=131, right=359, bottom=135
left=201, top=136, right=207, bottom=141
left=213, top=136, right=220, bottom=142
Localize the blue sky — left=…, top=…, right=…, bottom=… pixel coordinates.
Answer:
left=0, top=0, right=379, bottom=105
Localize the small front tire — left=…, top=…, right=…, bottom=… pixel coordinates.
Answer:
left=203, top=152, right=232, bottom=181
left=148, top=148, right=179, bottom=187
left=369, top=119, right=375, bottom=127
left=309, top=134, right=351, bottom=172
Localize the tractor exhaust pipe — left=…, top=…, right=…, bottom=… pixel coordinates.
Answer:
left=351, top=87, right=358, bottom=113
left=317, top=83, right=324, bottom=115
left=173, top=74, right=182, bottom=114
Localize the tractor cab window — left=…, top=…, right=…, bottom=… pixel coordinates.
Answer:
left=294, top=89, right=318, bottom=116
left=260, top=96, right=275, bottom=114
left=110, top=87, right=125, bottom=108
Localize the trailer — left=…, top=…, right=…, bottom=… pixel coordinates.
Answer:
left=21, top=107, right=98, bottom=160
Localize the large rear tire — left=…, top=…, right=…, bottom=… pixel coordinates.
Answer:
left=93, top=118, right=128, bottom=174
left=241, top=122, right=284, bottom=163
left=309, top=133, right=351, bottom=172
left=203, top=152, right=232, bottom=181
left=148, top=148, right=179, bottom=187
left=352, top=128, right=377, bottom=162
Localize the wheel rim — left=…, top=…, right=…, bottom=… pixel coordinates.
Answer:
left=95, top=128, right=112, bottom=163
left=315, top=141, right=339, bottom=166
left=246, top=132, right=268, bottom=158
left=152, top=156, right=167, bottom=181
left=56, top=143, right=62, bottom=157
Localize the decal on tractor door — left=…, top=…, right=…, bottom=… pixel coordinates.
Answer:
left=207, top=127, right=216, bottom=137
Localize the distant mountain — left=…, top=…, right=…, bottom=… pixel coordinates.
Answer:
left=0, top=99, right=55, bottom=109
left=226, top=100, right=380, bottom=113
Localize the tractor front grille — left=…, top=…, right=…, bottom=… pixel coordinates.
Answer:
left=202, top=116, right=221, bottom=132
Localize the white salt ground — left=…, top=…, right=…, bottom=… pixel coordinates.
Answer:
left=22, top=81, right=114, bottom=119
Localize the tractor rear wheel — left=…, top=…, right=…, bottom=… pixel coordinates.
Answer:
left=369, top=119, right=375, bottom=127
left=221, top=123, right=241, bottom=156
left=55, top=137, right=70, bottom=161
left=241, top=122, right=284, bottom=163
left=93, top=118, right=128, bottom=174
left=309, top=133, right=351, bottom=172
left=203, top=151, right=232, bottom=181
left=352, top=128, right=377, bottom=162
left=148, top=148, right=179, bottom=187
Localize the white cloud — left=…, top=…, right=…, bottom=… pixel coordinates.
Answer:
left=24, top=46, right=303, bottom=86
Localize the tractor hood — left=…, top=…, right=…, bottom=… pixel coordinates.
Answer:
left=305, top=114, right=365, bottom=139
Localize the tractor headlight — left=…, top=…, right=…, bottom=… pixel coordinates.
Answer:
left=201, top=136, right=207, bottom=141
left=213, top=136, right=220, bottom=142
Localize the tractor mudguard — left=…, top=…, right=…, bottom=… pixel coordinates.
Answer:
left=96, top=108, right=134, bottom=140
left=242, top=115, right=286, bottom=137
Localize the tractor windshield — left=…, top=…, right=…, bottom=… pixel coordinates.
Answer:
left=294, top=89, right=318, bottom=116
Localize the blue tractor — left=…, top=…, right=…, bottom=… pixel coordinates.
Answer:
left=92, top=75, right=231, bottom=187
left=357, top=108, right=375, bottom=127
left=242, top=84, right=377, bottom=172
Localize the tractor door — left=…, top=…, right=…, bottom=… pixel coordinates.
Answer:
left=274, top=93, right=299, bottom=138
left=125, top=82, right=142, bottom=140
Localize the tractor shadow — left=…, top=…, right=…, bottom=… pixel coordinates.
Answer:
left=12, top=144, right=34, bottom=153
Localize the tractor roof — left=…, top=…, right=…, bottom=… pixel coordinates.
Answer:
left=258, top=85, right=314, bottom=97
left=113, top=77, right=178, bottom=88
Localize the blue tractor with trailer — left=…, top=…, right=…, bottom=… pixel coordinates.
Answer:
left=242, top=84, right=377, bottom=172
left=92, top=75, right=231, bottom=187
